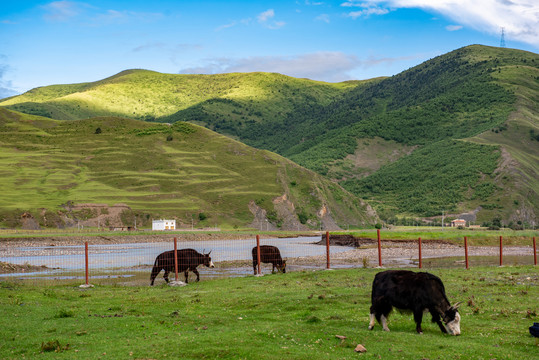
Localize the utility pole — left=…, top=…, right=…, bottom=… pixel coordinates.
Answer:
left=500, top=27, right=506, bottom=48
left=441, top=210, right=445, bottom=231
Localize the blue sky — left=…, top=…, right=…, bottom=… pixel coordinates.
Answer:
left=1, top=0, right=538, bottom=97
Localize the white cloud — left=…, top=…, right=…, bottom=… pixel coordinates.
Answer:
left=257, top=9, right=285, bottom=29
left=315, top=14, right=331, bottom=23
left=178, top=52, right=419, bottom=82
left=346, top=7, right=390, bottom=18
left=268, top=21, right=286, bottom=29
left=353, top=0, right=539, bottom=47
left=216, top=21, right=238, bottom=31
left=42, top=1, right=86, bottom=22
left=258, top=9, right=275, bottom=23
left=94, top=9, right=163, bottom=24
left=340, top=1, right=361, bottom=7
left=217, top=10, right=284, bottom=31
left=341, top=1, right=392, bottom=18
left=446, top=25, right=463, bottom=31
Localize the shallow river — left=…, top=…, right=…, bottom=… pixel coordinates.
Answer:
left=0, top=236, right=353, bottom=280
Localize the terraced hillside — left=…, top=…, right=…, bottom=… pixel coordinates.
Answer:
left=0, top=108, right=376, bottom=229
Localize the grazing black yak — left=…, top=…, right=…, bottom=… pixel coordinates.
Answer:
left=368, top=270, right=461, bottom=335
left=252, top=245, right=286, bottom=275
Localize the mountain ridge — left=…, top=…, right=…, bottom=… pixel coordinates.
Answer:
left=1, top=44, right=537, bottom=227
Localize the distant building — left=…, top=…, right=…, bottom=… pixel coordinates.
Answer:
left=152, top=219, right=176, bottom=231
left=451, top=219, right=467, bottom=228
left=109, top=226, right=135, bottom=231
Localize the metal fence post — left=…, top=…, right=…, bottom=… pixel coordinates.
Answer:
left=326, top=231, right=330, bottom=269
left=464, top=236, right=469, bottom=269
left=256, top=235, right=261, bottom=275
left=377, top=229, right=382, bottom=267
left=499, top=236, right=503, bottom=266
left=533, top=237, right=537, bottom=266
left=85, top=242, right=89, bottom=285
left=418, top=237, right=422, bottom=269
left=174, top=237, right=179, bottom=281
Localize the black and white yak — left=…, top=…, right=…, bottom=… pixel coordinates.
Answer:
left=368, top=270, right=461, bottom=335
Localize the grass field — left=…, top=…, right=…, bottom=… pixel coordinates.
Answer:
left=1, top=266, right=537, bottom=359
left=344, top=228, right=539, bottom=246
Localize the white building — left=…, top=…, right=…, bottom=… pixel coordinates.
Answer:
left=152, top=219, right=176, bottom=231
left=451, top=219, right=467, bottom=228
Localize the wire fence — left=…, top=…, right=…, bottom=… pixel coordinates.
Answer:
left=0, top=232, right=536, bottom=286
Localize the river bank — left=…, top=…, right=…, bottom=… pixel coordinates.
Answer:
left=0, top=234, right=534, bottom=273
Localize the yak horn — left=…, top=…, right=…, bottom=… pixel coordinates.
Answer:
left=452, top=301, right=463, bottom=310
left=208, top=250, right=212, bottom=255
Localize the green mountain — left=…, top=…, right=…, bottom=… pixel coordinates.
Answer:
left=0, top=108, right=376, bottom=230
left=323, top=45, right=539, bottom=226
left=0, top=70, right=358, bottom=126
left=2, top=45, right=537, bottom=226
left=281, top=44, right=538, bottom=226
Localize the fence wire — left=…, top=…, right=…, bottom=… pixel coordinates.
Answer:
left=0, top=234, right=536, bottom=286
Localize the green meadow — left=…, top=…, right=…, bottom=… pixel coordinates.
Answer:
left=343, top=228, right=539, bottom=246
left=1, top=266, right=537, bottom=359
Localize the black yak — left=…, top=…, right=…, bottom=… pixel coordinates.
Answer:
left=368, top=270, right=461, bottom=335
left=252, top=245, right=286, bottom=275
left=150, top=249, right=214, bottom=285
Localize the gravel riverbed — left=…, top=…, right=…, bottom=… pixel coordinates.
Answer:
left=0, top=235, right=534, bottom=268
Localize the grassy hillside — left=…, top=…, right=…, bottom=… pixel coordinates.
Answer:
left=1, top=45, right=537, bottom=225
left=343, top=140, right=502, bottom=217
left=345, top=46, right=538, bottom=225
left=285, top=45, right=538, bottom=224
left=0, top=108, right=376, bottom=229
left=467, top=46, right=539, bottom=225
left=0, top=71, right=357, bottom=128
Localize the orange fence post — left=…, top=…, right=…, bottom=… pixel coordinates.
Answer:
left=174, top=237, right=179, bottom=281
left=533, top=237, right=537, bottom=266
left=84, top=242, right=89, bottom=285
left=418, top=237, right=422, bottom=269
left=256, top=235, right=261, bottom=275
left=464, top=236, right=469, bottom=269
left=499, top=236, right=503, bottom=266
left=326, top=231, right=330, bottom=269
left=377, top=229, right=382, bottom=267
